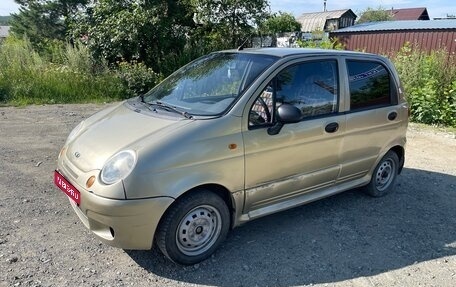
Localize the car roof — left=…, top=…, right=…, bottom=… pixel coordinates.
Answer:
left=219, top=47, right=380, bottom=59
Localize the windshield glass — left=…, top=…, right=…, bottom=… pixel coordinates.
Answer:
left=143, top=53, right=278, bottom=116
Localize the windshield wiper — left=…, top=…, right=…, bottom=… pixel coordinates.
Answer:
left=151, top=101, right=193, bottom=119
left=137, top=96, right=192, bottom=119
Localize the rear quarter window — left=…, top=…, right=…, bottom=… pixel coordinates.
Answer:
left=346, top=60, right=394, bottom=111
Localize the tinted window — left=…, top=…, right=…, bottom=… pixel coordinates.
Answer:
left=347, top=61, right=391, bottom=111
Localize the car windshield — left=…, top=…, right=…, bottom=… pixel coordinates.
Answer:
left=143, top=52, right=278, bottom=116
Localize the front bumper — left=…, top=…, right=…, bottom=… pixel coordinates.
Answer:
left=67, top=190, right=174, bottom=250
left=56, top=154, right=174, bottom=250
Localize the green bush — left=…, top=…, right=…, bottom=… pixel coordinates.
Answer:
left=393, top=43, right=456, bottom=127
left=116, top=61, right=160, bottom=97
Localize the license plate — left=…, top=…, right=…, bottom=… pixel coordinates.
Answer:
left=54, top=171, right=81, bottom=205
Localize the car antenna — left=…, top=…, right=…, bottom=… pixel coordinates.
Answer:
left=237, top=36, right=250, bottom=51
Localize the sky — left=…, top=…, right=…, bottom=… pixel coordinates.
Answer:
left=1, top=0, right=456, bottom=19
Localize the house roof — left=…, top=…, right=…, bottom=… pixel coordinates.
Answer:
left=391, top=7, right=430, bottom=20
left=0, top=26, right=10, bottom=38
left=331, top=20, right=456, bottom=33
left=297, top=9, right=357, bottom=32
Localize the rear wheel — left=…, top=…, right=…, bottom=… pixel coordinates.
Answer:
left=155, top=190, right=230, bottom=265
left=365, top=151, right=399, bottom=197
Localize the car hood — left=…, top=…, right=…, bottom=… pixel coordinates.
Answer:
left=65, top=102, right=191, bottom=172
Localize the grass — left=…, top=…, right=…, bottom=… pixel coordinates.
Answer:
left=0, top=37, right=128, bottom=105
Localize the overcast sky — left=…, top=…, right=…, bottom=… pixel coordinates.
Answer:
left=1, top=0, right=456, bottom=18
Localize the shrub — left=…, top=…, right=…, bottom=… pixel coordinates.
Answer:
left=393, top=43, right=456, bottom=127
left=115, top=61, right=160, bottom=97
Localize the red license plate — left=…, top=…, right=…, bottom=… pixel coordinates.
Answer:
left=54, top=171, right=81, bottom=205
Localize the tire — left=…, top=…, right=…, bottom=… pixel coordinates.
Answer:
left=155, top=190, right=230, bottom=265
left=365, top=151, right=399, bottom=197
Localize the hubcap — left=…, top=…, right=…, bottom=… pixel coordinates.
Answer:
left=375, top=159, right=395, bottom=191
left=176, top=205, right=222, bottom=256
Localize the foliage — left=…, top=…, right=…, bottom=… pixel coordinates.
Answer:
left=9, top=0, right=271, bottom=79
left=10, top=0, right=88, bottom=53
left=116, top=61, right=160, bottom=98
left=72, top=0, right=195, bottom=75
left=259, top=12, right=301, bottom=34
left=155, top=45, right=209, bottom=77
left=0, top=36, right=127, bottom=105
left=191, top=0, right=270, bottom=48
left=297, top=35, right=344, bottom=50
left=357, top=6, right=393, bottom=23
left=393, top=43, right=456, bottom=127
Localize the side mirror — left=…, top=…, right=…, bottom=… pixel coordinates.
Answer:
left=267, top=104, right=302, bottom=135
left=277, top=103, right=302, bottom=123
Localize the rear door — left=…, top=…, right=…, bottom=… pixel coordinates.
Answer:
left=338, top=58, right=404, bottom=183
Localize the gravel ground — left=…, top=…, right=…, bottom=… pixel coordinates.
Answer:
left=0, top=104, right=455, bottom=287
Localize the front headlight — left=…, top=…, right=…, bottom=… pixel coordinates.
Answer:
left=66, top=121, right=84, bottom=144
left=100, top=150, right=137, bottom=185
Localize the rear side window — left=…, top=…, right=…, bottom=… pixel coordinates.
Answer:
left=346, top=61, right=392, bottom=111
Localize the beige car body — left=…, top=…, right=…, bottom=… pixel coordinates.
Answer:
left=56, top=48, right=408, bottom=253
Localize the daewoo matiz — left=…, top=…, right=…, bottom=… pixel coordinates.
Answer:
left=55, top=48, right=408, bottom=265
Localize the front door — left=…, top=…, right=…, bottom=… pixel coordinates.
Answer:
left=242, top=59, right=346, bottom=217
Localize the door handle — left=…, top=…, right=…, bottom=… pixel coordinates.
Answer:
left=325, top=122, right=339, bottom=133
left=388, top=111, right=398, bottom=121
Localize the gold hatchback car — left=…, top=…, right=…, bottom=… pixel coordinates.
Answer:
left=55, top=48, right=408, bottom=265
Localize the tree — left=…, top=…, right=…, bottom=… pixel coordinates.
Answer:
left=191, top=0, right=270, bottom=48
left=357, top=6, right=393, bottom=23
left=10, top=0, right=88, bottom=51
left=74, top=0, right=195, bottom=74
left=259, top=12, right=301, bottom=35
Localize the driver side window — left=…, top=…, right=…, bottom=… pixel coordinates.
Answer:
left=249, top=60, right=339, bottom=128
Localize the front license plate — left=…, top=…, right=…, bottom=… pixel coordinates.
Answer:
left=54, top=171, right=81, bottom=205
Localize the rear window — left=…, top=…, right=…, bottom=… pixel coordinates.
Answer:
left=346, top=60, right=392, bottom=111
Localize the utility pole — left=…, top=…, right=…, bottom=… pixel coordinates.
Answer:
left=324, top=0, right=327, bottom=12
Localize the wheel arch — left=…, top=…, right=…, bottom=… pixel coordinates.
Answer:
left=390, top=145, right=405, bottom=174
left=158, top=183, right=237, bottom=231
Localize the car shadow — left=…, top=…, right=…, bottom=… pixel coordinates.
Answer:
left=127, top=168, right=456, bottom=286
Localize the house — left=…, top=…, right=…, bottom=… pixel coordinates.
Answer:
left=330, top=20, right=456, bottom=55
left=0, top=26, right=10, bottom=40
left=390, top=7, right=430, bottom=21
left=252, top=9, right=357, bottom=46
left=297, top=9, right=357, bottom=33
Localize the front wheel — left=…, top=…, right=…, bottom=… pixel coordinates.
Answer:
left=155, top=190, right=230, bottom=265
left=365, top=151, right=399, bottom=197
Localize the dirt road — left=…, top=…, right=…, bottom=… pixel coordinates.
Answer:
left=1, top=104, right=455, bottom=287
